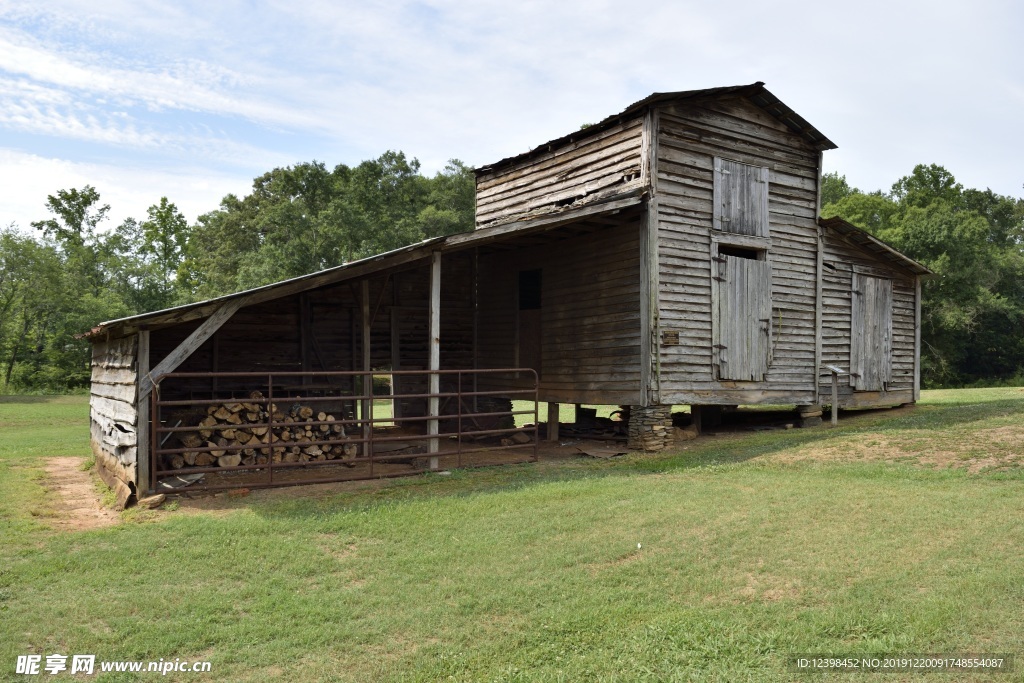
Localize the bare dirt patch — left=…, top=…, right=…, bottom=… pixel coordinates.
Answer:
left=42, top=457, right=120, bottom=531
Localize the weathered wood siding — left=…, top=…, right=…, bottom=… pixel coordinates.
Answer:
left=819, top=228, right=916, bottom=406
left=90, top=335, right=138, bottom=484
left=475, top=120, right=645, bottom=227
left=654, top=97, right=820, bottom=404
left=476, top=221, right=643, bottom=405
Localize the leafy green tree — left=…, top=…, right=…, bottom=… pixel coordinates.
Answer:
left=30, top=186, right=110, bottom=296
left=820, top=171, right=857, bottom=208
left=183, top=152, right=476, bottom=296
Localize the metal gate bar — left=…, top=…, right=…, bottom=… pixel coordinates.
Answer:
left=149, top=368, right=539, bottom=494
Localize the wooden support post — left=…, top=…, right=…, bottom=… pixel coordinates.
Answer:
left=573, top=403, right=582, bottom=425
left=300, top=293, right=312, bottom=386
left=136, top=330, right=151, bottom=494
left=211, top=330, right=219, bottom=395
left=361, top=281, right=371, bottom=456
left=139, top=296, right=249, bottom=401
left=428, top=252, right=441, bottom=469
left=831, top=371, right=839, bottom=426
left=547, top=402, right=560, bottom=442
left=691, top=405, right=703, bottom=435
left=913, top=276, right=921, bottom=402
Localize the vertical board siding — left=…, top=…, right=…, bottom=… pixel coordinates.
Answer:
left=819, top=227, right=916, bottom=404
left=475, top=120, right=645, bottom=227
left=656, top=97, right=820, bottom=400
left=90, top=335, right=138, bottom=479
left=476, top=220, right=643, bottom=404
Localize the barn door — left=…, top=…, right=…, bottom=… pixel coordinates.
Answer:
left=716, top=255, right=772, bottom=381
left=850, top=274, right=892, bottom=391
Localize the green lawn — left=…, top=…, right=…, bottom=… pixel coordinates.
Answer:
left=2, top=390, right=1023, bottom=681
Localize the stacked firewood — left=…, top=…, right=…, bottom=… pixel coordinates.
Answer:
left=166, top=391, right=359, bottom=470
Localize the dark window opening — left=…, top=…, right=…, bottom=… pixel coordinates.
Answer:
left=717, top=245, right=761, bottom=260
left=518, top=269, right=542, bottom=310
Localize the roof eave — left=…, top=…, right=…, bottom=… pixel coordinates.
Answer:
left=819, top=216, right=933, bottom=276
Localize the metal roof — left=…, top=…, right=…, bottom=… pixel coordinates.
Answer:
left=819, top=216, right=933, bottom=276
left=477, top=82, right=837, bottom=176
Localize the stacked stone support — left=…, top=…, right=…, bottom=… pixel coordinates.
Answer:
left=627, top=405, right=673, bottom=451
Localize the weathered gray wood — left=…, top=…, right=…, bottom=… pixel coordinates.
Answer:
left=639, top=205, right=653, bottom=406
left=427, top=251, right=441, bottom=465
left=91, top=381, right=137, bottom=403
left=91, top=394, right=137, bottom=426
left=717, top=255, right=772, bottom=381
left=476, top=218, right=642, bottom=406
left=640, top=111, right=652, bottom=189
left=914, top=276, right=921, bottom=401
left=140, top=296, right=249, bottom=399
left=713, top=158, right=769, bottom=237
left=850, top=274, right=892, bottom=391
left=361, top=280, right=371, bottom=454
left=813, top=152, right=824, bottom=401
left=831, top=371, right=839, bottom=425
left=476, top=119, right=643, bottom=226
left=136, top=329, right=150, bottom=493
left=449, top=192, right=643, bottom=248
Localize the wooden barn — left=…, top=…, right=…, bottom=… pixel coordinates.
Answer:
left=87, top=82, right=929, bottom=505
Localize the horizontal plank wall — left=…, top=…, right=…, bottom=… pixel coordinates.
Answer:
left=476, top=221, right=643, bottom=405
left=89, top=335, right=138, bottom=500
left=818, top=227, right=916, bottom=407
left=654, top=96, right=820, bottom=404
left=476, top=120, right=645, bottom=227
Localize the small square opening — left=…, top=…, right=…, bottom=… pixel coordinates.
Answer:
left=518, top=269, right=542, bottom=310
left=717, top=244, right=762, bottom=260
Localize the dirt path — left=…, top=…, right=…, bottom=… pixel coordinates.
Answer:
left=43, top=457, right=120, bottom=531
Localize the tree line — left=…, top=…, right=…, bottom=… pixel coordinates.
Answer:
left=0, top=152, right=474, bottom=391
left=822, top=165, right=1024, bottom=387
left=1, top=155, right=1021, bottom=392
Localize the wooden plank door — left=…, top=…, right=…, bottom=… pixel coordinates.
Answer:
left=850, top=274, right=892, bottom=390
left=714, top=158, right=769, bottom=237
left=716, top=255, right=772, bottom=381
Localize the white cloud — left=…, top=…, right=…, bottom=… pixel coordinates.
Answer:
left=0, top=149, right=253, bottom=231
left=0, top=0, right=1021, bottom=232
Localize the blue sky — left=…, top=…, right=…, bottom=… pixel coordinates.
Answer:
left=2, top=0, right=1022, bottom=231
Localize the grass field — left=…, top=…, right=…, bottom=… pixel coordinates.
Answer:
left=2, top=390, right=1023, bottom=681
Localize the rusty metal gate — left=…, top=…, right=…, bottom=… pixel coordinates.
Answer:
left=149, top=368, right=539, bottom=494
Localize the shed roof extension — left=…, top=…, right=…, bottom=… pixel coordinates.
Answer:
left=84, top=190, right=645, bottom=340
left=819, top=216, right=933, bottom=276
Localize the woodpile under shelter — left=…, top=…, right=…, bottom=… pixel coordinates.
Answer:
left=87, top=82, right=930, bottom=506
